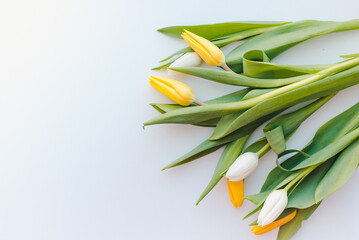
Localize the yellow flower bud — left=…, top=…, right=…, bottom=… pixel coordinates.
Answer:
left=181, top=30, right=225, bottom=67
left=149, top=76, right=195, bottom=106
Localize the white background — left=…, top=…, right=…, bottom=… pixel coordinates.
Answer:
left=0, top=0, right=358, bottom=239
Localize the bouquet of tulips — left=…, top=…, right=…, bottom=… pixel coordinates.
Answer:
left=144, top=19, right=359, bottom=239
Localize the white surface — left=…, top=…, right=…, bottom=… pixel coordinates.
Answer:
left=0, top=0, right=359, bottom=239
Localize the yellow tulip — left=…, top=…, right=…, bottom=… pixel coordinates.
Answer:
left=227, top=179, right=244, bottom=208
left=251, top=210, right=297, bottom=235
left=181, top=30, right=233, bottom=72
left=149, top=76, right=196, bottom=106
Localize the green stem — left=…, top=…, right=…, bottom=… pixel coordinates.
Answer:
left=222, top=63, right=234, bottom=72
left=193, top=99, right=206, bottom=106
left=284, top=165, right=316, bottom=191
left=256, top=143, right=270, bottom=157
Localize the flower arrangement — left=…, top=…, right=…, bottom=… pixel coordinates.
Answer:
left=144, top=19, right=359, bottom=239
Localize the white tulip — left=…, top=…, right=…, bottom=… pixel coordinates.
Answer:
left=226, top=152, right=259, bottom=182
left=258, top=189, right=288, bottom=226
left=168, top=52, right=202, bottom=76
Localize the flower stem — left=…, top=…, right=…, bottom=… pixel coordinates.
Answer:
left=222, top=63, right=234, bottom=72
left=194, top=99, right=207, bottom=106
left=284, top=165, right=316, bottom=191
left=257, top=143, right=270, bottom=157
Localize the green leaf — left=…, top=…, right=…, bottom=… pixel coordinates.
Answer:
left=277, top=204, right=320, bottom=240
left=242, top=50, right=331, bottom=78
left=315, top=138, right=359, bottom=202
left=157, top=21, right=289, bottom=39
left=260, top=101, right=359, bottom=193
left=341, top=53, right=359, bottom=58
left=159, top=48, right=192, bottom=63
left=209, top=89, right=277, bottom=140
left=152, top=58, right=178, bottom=70
left=170, top=67, right=309, bottom=88
left=150, top=88, right=251, bottom=127
left=226, top=19, right=359, bottom=72
left=290, top=127, right=359, bottom=170
left=287, top=158, right=335, bottom=209
left=264, top=125, right=286, bottom=154
left=245, top=190, right=271, bottom=205
left=263, top=95, right=334, bottom=154
left=243, top=137, right=270, bottom=156
left=196, top=136, right=249, bottom=205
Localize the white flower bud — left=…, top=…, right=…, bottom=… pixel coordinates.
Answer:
left=258, top=189, right=288, bottom=226
left=226, top=152, right=259, bottom=182
left=168, top=52, right=202, bottom=76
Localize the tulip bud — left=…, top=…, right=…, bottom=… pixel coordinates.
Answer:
left=168, top=52, right=202, bottom=76
left=181, top=30, right=225, bottom=67
left=149, top=76, right=195, bottom=106
left=258, top=189, right=288, bottom=227
left=226, top=152, right=259, bottom=182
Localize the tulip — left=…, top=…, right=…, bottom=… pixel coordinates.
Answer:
left=168, top=52, right=202, bottom=76
left=258, top=189, right=288, bottom=226
left=181, top=30, right=233, bottom=72
left=226, top=152, right=259, bottom=182
left=227, top=179, right=244, bottom=208
left=149, top=76, right=204, bottom=106
left=251, top=210, right=297, bottom=235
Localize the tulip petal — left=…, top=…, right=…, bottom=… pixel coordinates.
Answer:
left=182, top=33, right=216, bottom=66
left=182, top=30, right=225, bottom=66
left=258, top=190, right=288, bottom=226
left=252, top=210, right=297, bottom=235
left=149, top=76, right=195, bottom=106
left=227, top=179, right=244, bottom=208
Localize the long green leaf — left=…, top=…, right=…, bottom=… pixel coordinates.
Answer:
left=286, top=158, right=335, bottom=209
left=150, top=88, right=251, bottom=127
left=277, top=204, right=320, bottom=240
left=170, top=67, right=309, bottom=88
left=290, top=127, right=359, bottom=170
left=315, top=138, right=359, bottom=202
left=242, top=50, right=331, bottom=78
left=226, top=19, right=359, bottom=72
left=157, top=21, right=289, bottom=39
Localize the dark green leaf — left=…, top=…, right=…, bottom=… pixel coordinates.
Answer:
left=315, top=138, right=359, bottom=202
left=287, top=158, right=335, bottom=209
left=277, top=204, right=320, bottom=240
